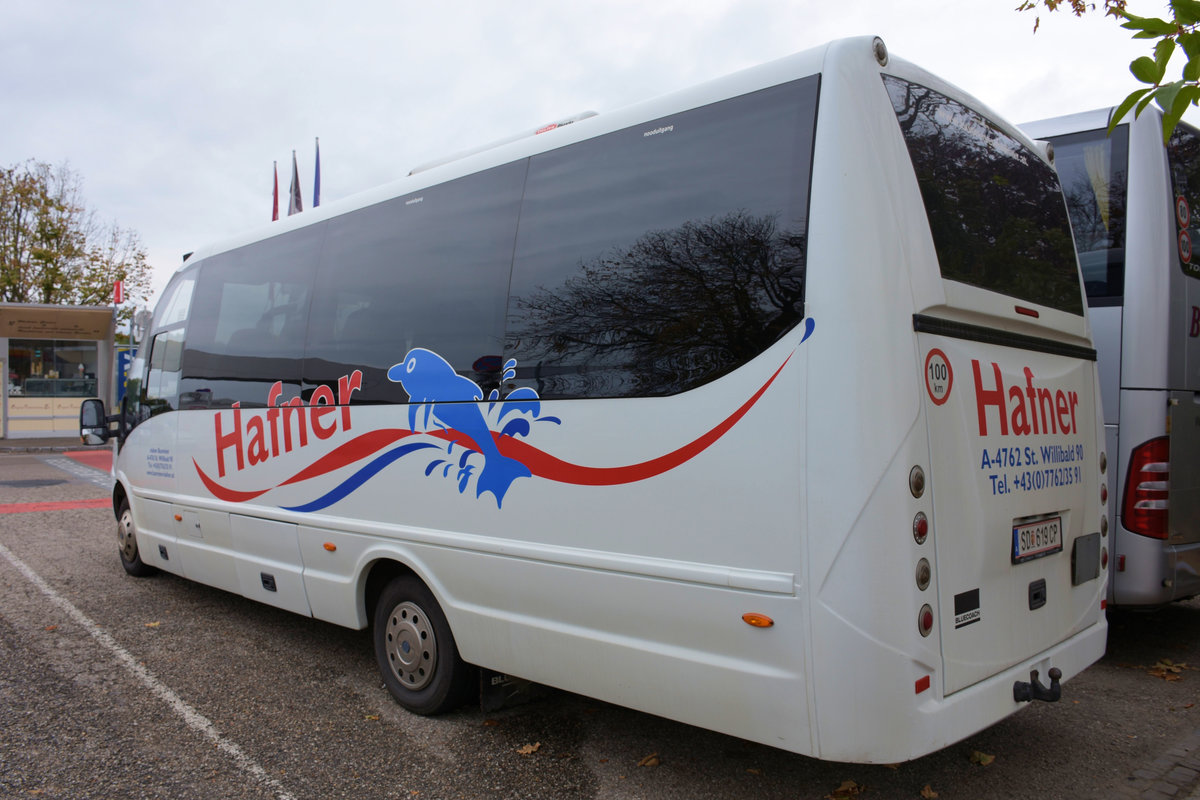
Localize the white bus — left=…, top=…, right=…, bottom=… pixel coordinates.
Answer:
left=82, top=37, right=1109, bottom=763
left=1023, top=108, right=1200, bottom=607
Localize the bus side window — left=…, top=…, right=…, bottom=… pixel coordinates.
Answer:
left=304, top=161, right=527, bottom=403
left=142, top=329, right=183, bottom=417
left=505, top=76, right=817, bottom=400
left=179, top=226, right=323, bottom=407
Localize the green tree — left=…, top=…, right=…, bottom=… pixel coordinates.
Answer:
left=1018, top=0, right=1200, bottom=139
left=0, top=159, right=152, bottom=327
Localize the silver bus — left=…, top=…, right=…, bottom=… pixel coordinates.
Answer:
left=1025, top=108, right=1200, bottom=606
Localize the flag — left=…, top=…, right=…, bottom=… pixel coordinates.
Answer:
left=288, top=150, right=302, bottom=215
left=272, top=161, right=279, bottom=221
left=113, top=280, right=124, bottom=305
left=313, top=137, right=321, bottom=208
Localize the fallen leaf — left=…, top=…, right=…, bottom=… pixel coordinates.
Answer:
left=43, top=625, right=57, bottom=632
left=144, top=621, right=161, bottom=628
left=825, top=779, right=865, bottom=799
left=921, top=784, right=939, bottom=799
left=969, top=750, right=995, bottom=766
left=599, top=758, right=609, bottom=764
left=363, top=714, right=380, bottom=721
left=637, top=752, right=660, bottom=767
left=482, top=719, right=500, bottom=727
left=517, top=742, right=541, bottom=755
left=746, top=768, right=762, bottom=776
left=1148, top=660, right=1193, bottom=681
left=882, top=763, right=900, bottom=770
left=1185, top=703, right=1195, bottom=709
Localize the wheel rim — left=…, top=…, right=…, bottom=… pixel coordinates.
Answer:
left=384, top=600, right=437, bottom=691
left=117, top=509, right=138, bottom=562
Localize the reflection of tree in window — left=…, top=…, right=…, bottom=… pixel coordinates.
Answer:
left=507, top=211, right=805, bottom=398
left=883, top=76, right=1082, bottom=315
left=1061, top=168, right=1127, bottom=253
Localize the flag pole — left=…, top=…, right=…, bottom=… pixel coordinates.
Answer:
left=272, top=161, right=279, bottom=221
left=313, top=137, right=321, bottom=209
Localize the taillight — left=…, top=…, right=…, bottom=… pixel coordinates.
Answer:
left=918, top=604, right=934, bottom=637
left=1122, top=436, right=1169, bottom=539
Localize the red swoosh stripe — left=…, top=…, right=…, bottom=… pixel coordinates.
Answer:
left=496, top=353, right=792, bottom=485
left=279, top=428, right=414, bottom=486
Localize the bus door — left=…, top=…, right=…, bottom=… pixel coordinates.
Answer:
left=1168, top=391, right=1200, bottom=597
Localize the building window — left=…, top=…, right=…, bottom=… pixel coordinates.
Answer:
left=8, top=339, right=99, bottom=397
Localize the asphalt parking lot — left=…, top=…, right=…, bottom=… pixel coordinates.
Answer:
left=0, top=444, right=1198, bottom=800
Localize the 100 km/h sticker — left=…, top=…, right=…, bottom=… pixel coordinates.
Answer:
left=925, top=349, right=953, bottom=406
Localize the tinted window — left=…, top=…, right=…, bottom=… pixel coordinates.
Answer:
left=883, top=76, right=1083, bottom=315
left=1046, top=126, right=1129, bottom=306
left=142, top=329, right=183, bottom=417
left=180, top=225, right=324, bottom=407
left=305, top=162, right=526, bottom=403
left=131, top=270, right=195, bottom=421
left=505, top=76, right=818, bottom=399
left=1167, top=123, right=1200, bottom=282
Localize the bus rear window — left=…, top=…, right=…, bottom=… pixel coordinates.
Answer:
left=1046, top=126, right=1129, bottom=306
left=883, top=76, right=1083, bottom=316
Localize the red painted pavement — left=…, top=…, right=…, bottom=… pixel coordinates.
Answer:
left=65, top=449, right=113, bottom=472
left=0, top=498, right=110, bottom=514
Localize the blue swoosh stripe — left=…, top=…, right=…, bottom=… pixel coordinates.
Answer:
left=282, top=442, right=440, bottom=512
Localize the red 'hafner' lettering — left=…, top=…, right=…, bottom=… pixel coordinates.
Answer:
left=214, top=371, right=363, bottom=478
left=971, top=360, right=1078, bottom=437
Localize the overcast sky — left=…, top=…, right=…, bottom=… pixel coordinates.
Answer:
left=0, top=1, right=1182, bottom=307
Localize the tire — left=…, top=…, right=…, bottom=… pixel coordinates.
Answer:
left=116, top=499, right=157, bottom=577
left=373, top=575, right=476, bottom=715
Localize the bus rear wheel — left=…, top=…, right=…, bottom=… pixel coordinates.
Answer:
left=117, top=499, right=157, bottom=577
left=373, top=575, right=476, bottom=715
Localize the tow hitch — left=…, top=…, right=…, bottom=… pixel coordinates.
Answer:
left=1013, top=667, right=1062, bottom=703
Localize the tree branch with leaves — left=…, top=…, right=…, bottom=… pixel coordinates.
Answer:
left=0, top=160, right=152, bottom=327
left=1018, top=0, right=1200, bottom=139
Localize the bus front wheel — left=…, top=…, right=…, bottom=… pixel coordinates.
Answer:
left=117, top=499, right=157, bottom=577
left=373, top=575, right=476, bottom=715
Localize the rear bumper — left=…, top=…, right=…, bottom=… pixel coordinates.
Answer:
left=817, top=615, right=1107, bottom=763
left=910, top=616, right=1106, bottom=761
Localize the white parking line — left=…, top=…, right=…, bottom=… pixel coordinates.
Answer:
left=41, top=456, right=112, bottom=489
left=0, top=542, right=298, bottom=800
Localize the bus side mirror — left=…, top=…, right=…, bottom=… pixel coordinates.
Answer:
left=80, top=398, right=110, bottom=445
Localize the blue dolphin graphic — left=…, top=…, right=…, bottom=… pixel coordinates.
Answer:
left=388, top=348, right=531, bottom=506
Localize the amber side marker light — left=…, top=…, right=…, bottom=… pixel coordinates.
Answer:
left=742, top=613, right=774, bottom=628
left=323, top=542, right=337, bottom=552
left=1015, top=305, right=1040, bottom=318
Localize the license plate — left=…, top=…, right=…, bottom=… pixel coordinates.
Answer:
left=1012, top=516, right=1063, bottom=564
